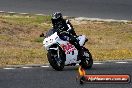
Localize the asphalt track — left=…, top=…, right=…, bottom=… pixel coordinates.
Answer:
left=0, top=0, right=132, bottom=20
left=0, top=61, right=132, bottom=88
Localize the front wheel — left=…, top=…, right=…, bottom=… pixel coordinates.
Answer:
left=47, top=47, right=65, bottom=71
left=80, top=48, right=93, bottom=69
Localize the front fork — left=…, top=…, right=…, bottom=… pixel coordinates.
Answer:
left=57, top=47, right=60, bottom=58
left=49, top=47, right=60, bottom=58
left=49, top=47, right=61, bottom=65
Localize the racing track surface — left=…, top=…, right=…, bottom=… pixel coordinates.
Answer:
left=0, top=61, right=132, bottom=88
left=0, top=0, right=132, bottom=20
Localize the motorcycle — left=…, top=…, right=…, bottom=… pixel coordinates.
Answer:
left=40, top=29, right=93, bottom=71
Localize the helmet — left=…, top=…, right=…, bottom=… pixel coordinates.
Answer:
left=52, top=12, right=63, bottom=20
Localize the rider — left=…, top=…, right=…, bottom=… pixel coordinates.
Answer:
left=51, top=12, right=83, bottom=60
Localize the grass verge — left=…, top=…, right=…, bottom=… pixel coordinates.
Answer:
left=0, top=14, right=132, bottom=66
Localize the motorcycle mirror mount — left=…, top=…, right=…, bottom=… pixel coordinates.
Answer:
left=40, top=33, right=46, bottom=38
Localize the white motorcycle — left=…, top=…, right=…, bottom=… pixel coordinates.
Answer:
left=40, top=29, right=93, bottom=71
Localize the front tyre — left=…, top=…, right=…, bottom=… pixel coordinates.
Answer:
left=47, top=48, right=65, bottom=71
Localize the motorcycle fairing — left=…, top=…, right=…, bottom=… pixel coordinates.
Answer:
left=59, top=42, right=78, bottom=65
left=43, top=32, right=79, bottom=65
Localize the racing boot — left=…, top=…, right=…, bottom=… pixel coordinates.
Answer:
left=69, top=35, right=83, bottom=60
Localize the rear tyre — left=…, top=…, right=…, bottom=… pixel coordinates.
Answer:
left=47, top=47, right=65, bottom=71
left=80, top=48, right=93, bottom=69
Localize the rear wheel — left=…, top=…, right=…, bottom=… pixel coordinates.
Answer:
left=80, top=48, right=93, bottom=69
left=47, top=47, right=65, bottom=71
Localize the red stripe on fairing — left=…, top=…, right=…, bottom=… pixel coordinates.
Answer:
left=61, top=43, right=76, bottom=53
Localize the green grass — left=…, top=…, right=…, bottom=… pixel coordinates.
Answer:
left=34, top=37, right=44, bottom=43
left=0, top=14, right=132, bottom=66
